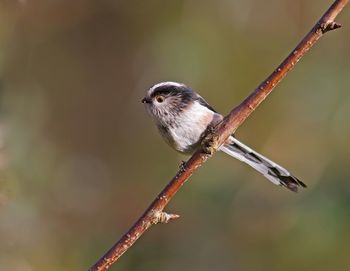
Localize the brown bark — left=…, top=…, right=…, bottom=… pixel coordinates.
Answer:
left=88, top=1, right=348, bottom=270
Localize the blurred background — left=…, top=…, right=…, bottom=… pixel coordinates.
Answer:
left=0, top=0, right=349, bottom=270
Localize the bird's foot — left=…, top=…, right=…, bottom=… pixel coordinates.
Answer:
left=179, top=161, right=186, bottom=173
left=201, top=128, right=219, bottom=155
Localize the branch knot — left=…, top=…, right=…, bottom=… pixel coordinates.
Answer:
left=320, top=21, right=342, bottom=33
left=152, top=211, right=180, bottom=225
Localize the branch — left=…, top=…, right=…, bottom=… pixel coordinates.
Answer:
left=88, top=1, right=348, bottom=270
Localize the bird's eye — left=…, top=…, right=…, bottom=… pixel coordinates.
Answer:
left=156, top=96, right=165, bottom=103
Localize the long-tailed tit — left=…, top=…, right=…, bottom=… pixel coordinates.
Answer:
left=142, top=82, right=306, bottom=192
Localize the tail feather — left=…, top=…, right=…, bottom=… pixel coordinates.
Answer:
left=220, top=136, right=306, bottom=192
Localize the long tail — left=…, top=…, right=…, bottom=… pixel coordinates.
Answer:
left=220, top=136, right=306, bottom=192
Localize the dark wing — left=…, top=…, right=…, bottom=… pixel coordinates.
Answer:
left=196, top=95, right=217, bottom=113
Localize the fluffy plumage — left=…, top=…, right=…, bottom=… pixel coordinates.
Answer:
left=143, top=81, right=306, bottom=192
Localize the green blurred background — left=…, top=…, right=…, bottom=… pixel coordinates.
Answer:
left=0, top=0, right=349, bottom=270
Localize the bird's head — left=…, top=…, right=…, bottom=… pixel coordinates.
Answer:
left=142, top=82, right=195, bottom=118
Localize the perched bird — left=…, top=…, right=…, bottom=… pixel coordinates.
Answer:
left=142, top=81, right=306, bottom=192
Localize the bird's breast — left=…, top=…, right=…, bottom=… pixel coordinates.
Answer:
left=159, top=102, right=219, bottom=154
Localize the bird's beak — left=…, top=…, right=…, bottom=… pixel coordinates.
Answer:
left=141, top=97, right=151, bottom=104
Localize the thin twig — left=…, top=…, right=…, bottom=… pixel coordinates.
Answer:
left=88, top=1, right=348, bottom=270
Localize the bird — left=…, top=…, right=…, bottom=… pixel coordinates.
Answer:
left=142, top=81, right=306, bottom=192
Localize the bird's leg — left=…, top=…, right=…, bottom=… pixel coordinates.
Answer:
left=179, top=160, right=186, bottom=173
left=201, top=126, right=219, bottom=155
